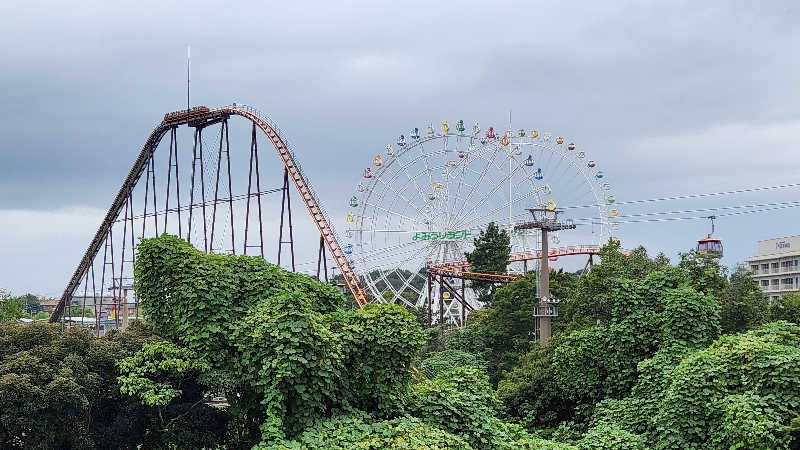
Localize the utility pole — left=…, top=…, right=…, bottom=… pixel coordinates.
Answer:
left=514, top=208, right=576, bottom=345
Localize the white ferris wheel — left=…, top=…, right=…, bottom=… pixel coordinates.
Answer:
left=343, top=120, right=617, bottom=322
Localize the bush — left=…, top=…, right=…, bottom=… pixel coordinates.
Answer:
left=259, top=413, right=471, bottom=449
left=420, top=350, right=487, bottom=378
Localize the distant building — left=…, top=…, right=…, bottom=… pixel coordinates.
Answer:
left=40, top=297, right=60, bottom=313
left=747, top=236, right=800, bottom=300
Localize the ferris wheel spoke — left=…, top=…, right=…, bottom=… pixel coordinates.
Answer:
left=449, top=145, right=504, bottom=223
left=460, top=185, right=550, bottom=230
left=363, top=202, right=420, bottom=224
left=374, top=176, right=428, bottom=219
left=378, top=243, right=437, bottom=300
left=454, top=160, right=526, bottom=226
left=417, top=140, right=437, bottom=200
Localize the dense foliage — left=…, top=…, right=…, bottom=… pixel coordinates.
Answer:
left=3, top=235, right=798, bottom=449
left=135, top=234, right=425, bottom=445
left=0, top=322, right=229, bottom=449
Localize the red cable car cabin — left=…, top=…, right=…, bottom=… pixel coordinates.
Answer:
left=696, top=216, right=723, bottom=257
left=696, top=236, right=723, bottom=256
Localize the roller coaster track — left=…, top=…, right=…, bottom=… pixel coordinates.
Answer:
left=427, top=245, right=608, bottom=281
left=51, top=105, right=366, bottom=322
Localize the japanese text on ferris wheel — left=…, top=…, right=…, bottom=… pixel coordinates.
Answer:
left=412, top=230, right=472, bottom=241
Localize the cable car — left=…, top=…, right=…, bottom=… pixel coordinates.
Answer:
left=487, top=127, right=496, bottom=139
left=357, top=182, right=365, bottom=192
left=397, top=135, right=406, bottom=147
left=458, top=151, right=466, bottom=158
left=556, top=137, right=564, bottom=145
left=568, top=143, right=575, bottom=151
left=386, top=144, right=394, bottom=157
left=373, top=155, right=383, bottom=167
left=534, top=168, right=543, bottom=180
left=606, top=195, right=615, bottom=204
left=697, top=215, right=723, bottom=257
left=363, top=168, right=373, bottom=179
left=577, top=151, right=585, bottom=159
left=588, top=160, right=596, bottom=168
left=441, top=120, right=450, bottom=133
left=411, top=128, right=420, bottom=140
left=472, top=122, right=481, bottom=135
left=346, top=212, right=355, bottom=223
left=525, top=155, right=534, bottom=167
left=427, top=123, right=435, bottom=137
left=546, top=199, right=557, bottom=211
left=595, top=171, right=604, bottom=179
left=456, top=120, right=465, bottom=133
left=344, top=243, right=353, bottom=255
left=349, top=196, right=358, bottom=207
left=531, top=130, right=539, bottom=138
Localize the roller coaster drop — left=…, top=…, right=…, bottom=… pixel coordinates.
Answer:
left=51, top=105, right=367, bottom=323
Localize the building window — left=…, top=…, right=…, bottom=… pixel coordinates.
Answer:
left=751, top=265, right=759, bottom=273
left=762, top=264, right=770, bottom=271
left=761, top=280, right=769, bottom=287
left=783, top=278, right=794, bottom=285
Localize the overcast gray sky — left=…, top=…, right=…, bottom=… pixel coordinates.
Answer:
left=2, top=0, right=800, bottom=296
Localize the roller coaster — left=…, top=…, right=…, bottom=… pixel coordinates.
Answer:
left=51, top=104, right=369, bottom=323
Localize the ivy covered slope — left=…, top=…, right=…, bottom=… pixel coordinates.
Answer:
left=134, top=234, right=426, bottom=443
left=491, top=243, right=800, bottom=449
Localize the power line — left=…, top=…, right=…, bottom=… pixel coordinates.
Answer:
left=607, top=199, right=800, bottom=220
left=582, top=202, right=800, bottom=226
left=562, top=181, right=800, bottom=210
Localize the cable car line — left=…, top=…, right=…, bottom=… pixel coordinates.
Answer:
left=559, top=181, right=800, bottom=211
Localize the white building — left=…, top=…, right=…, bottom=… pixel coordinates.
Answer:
left=747, top=236, right=800, bottom=300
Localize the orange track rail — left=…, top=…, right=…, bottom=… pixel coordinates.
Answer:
left=221, top=106, right=367, bottom=306
left=429, top=246, right=606, bottom=281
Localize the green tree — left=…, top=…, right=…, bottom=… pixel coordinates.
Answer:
left=561, top=241, right=669, bottom=327
left=0, top=290, right=25, bottom=323
left=465, top=222, right=511, bottom=304
left=67, top=305, right=93, bottom=317
left=19, top=293, right=41, bottom=315
left=677, top=249, right=728, bottom=297
left=767, top=292, right=800, bottom=324
left=720, top=265, right=768, bottom=334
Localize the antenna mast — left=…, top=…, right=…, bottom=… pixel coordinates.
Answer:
left=187, top=45, right=191, bottom=117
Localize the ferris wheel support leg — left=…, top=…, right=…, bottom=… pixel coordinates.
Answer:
left=427, top=272, right=433, bottom=327
left=461, top=278, right=466, bottom=326
left=439, top=277, right=445, bottom=326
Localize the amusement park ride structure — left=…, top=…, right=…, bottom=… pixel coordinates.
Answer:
left=51, top=105, right=619, bottom=345
left=346, top=120, right=618, bottom=328
left=51, top=104, right=368, bottom=324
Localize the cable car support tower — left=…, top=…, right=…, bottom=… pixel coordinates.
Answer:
left=514, top=208, right=576, bottom=345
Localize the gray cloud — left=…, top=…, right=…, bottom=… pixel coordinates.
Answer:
left=2, top=0, right=800, bottom=294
